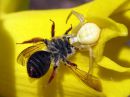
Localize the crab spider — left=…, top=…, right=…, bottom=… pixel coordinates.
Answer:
left=66, top=10, right=101, bottom=74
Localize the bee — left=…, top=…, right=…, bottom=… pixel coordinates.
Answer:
left=17, top=18, right=102, bottom=91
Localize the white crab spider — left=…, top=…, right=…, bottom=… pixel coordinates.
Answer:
left=66, top=10, right=101, bottom=74
left=70, top=23, right=100, bottom=45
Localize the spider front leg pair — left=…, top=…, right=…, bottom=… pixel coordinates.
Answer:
left=67, top=10, right=101, bottom=75
left=76, top=44, right=96, bottom=74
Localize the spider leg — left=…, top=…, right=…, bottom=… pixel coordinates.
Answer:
left=50, top=19, right=55, bottom=38
left=66, top=10, right=85, bottom=35
left=88, top=46, right=94, bottom=74
left=74, top=44, right=95, bottom=74
left=66, top=10, right=85, bottom=24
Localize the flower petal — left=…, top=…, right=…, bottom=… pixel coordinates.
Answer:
left=1, top=1, right=129, bottom=97
left=97, top=56, right=130, bottom=72
left=1, top=10, right=106, bottom=97
left=96, top=10, right=130, bottom=71
left=75, top=0, right=128, bottom=17
left=112, top=0, right=130, bottom=14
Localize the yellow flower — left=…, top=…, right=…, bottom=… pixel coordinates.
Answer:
left=0, top=0, right=130, bottom=97
left=96, top=2, right=130, bottom=97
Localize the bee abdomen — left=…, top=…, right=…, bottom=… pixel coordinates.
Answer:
left=27, top=51, right=51, bottom=78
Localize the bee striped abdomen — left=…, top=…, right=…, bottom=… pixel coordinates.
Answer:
left=27, top=51, right=51, bottom=78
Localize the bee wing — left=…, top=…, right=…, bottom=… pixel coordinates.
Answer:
left=17, top=43, right=45, bottom=66
left=67, top=66, right=102, bottom=92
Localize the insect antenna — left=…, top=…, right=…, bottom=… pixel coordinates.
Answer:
left=16, top=37, right=44, bottom=44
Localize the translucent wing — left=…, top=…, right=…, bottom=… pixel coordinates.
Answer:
left=17, top=43, right=45, bottom=66
left=67, top=65, right=102, bottom=92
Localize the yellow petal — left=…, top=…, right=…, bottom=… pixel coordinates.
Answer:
left=75, top=0, right=128, bottom=17
left=118, top=47, right=130, bottom=64
left=97, top=56, right=130, bottom=97
left=86, top=16, right=128, bottom=61
left=104, top=10, right=130, bottom=67
left=1, top=10, right=106, bottom=97
left=111, top=10, right=130, bottom=27
left=113, top=0, right=130, bottom=14
left=97, top=56, right=130, bottom=72
left=95, top=10, right=130, bottom=97
left=98, top=65, right=130, bottom=97
left=1, top=1, right=129, bottom=97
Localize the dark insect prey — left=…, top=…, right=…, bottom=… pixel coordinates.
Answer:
left=17, top=19, right=102, bottom=92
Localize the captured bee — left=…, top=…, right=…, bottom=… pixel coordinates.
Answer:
left=17, top=19, right=102, bottom=91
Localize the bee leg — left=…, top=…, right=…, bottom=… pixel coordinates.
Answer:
left=65, top=60, right=77, bottom=68
left=48, top=66, right=57, bottom=84
left=16, top=37, right=44, bottom=44
left=64, top=24, right=72, bottom=35
left=50, top=19, right=55, bottom=38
